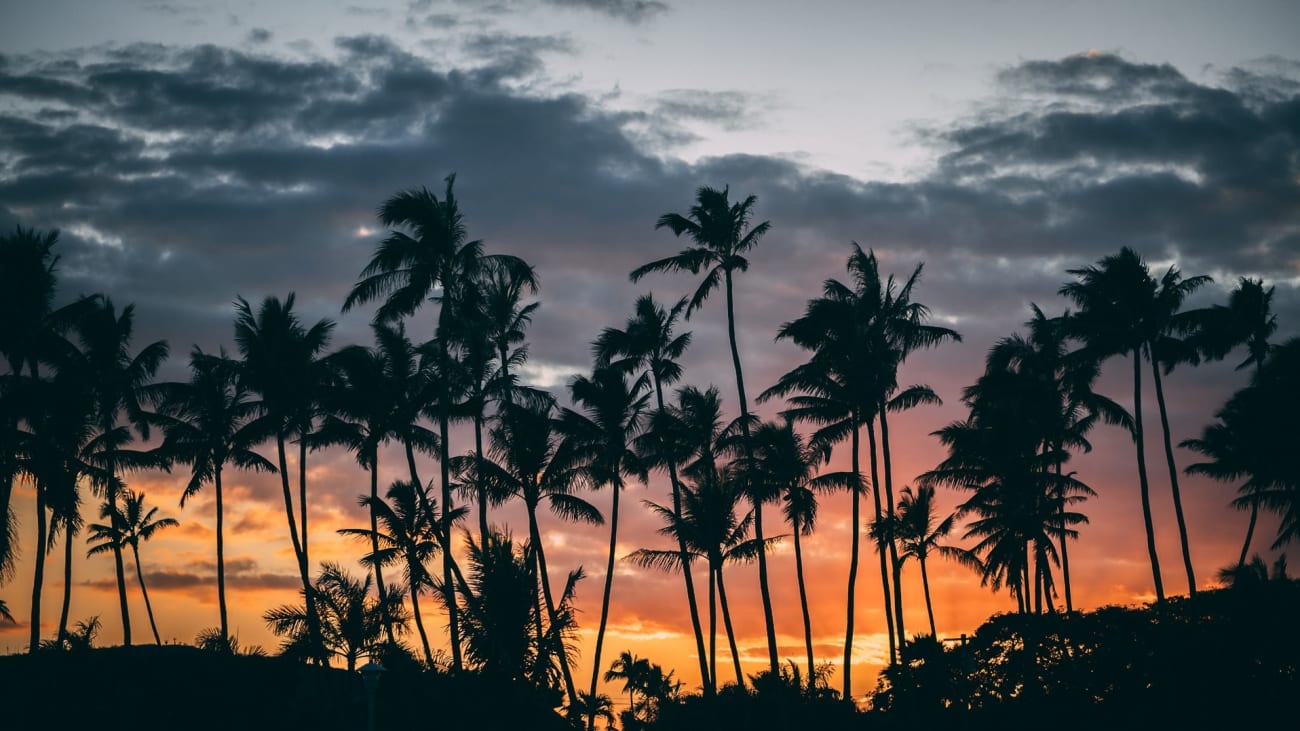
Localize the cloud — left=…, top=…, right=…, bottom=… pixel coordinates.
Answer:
left=544, top=0, right=669, bottom=24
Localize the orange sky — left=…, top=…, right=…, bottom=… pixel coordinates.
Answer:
left=0, top=344, right=1277, bottom=705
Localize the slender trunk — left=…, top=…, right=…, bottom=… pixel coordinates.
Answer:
left=1031, top=541, right=1041, bottom=615
left=410, top=574, right=434, bottom=667
left=438, top=409, right=462, bottom=672
left=792, top=513, right=815, bottom=689
left=215, top=466, right=229, bottom=642
left=298, top=437, right=310, bottom=578
left=405, top=439, right=422, bottom=491
left=842, top=422, right=862, bottom=699
left=30, top=488, right=46, bottom=652
left=106, top=475, right=131, bottom=646
left=1150, top=355, right=1195, bottom=596
left=475, top=407, right=488, bottom=545
left=527, top=500, right=578, bottom=706
left=723, top=270, right=778, bottom=674
left=866, top=420, right=895, bottom=665
left=878, top=404, right=905, bottom=652
left=1132, top=349, right=1165, bottom=602
left=1054, top=457, right=1073, bottom=613
left=716, top=562, right=745, bottom=688
left=1238, top=503, right=1259, bottom=570
left=131, top=543, right=161, bottom=644
left=890, top=551, right=904, bottom=651
left=919, top=556, right=936, bottom=637
left=368, top=459, right=393, bottom=647
left=708, top=562, right=718, bottom=687
left=587, top=480, right=621, bottom=731
left=275, top=434, right=314, bottom=658
left=655, top=380, right=712, bottom=696
left=57, top=518, right=72, bottom=641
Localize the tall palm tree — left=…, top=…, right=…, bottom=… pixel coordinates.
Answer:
left=556, top=365, right=650, bottom=728
left=1059, top=248, right=1168, bottom=601
left=891, top=484, right=963, bottom=637
left=156, top=347, right=276, bottom=647
left=87, top=489, right=177, bottom=645
left=633, top=185, right=780, bottom=674
left=264, top=561, right=408, bottom=672
left=594, top=293, right=711, bottom=694
left=343, top=174, right=536, bottom=671
left=234, top=293, right=335, bottom=658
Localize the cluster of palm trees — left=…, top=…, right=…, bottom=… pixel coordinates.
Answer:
left=2, top=178, right=1295, bottom=724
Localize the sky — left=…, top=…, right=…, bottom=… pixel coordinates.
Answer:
left=1, top=0, right=1299, bottom=706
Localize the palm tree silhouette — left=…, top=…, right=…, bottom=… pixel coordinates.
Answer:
left=1060, top=248, right=1210, bottom=600
left=234, top=292, right=336, bottom=659
left=340, top=478, right=447, bottom=666
left=343, top=175, right=535, bottom=671
left=1190, top=277, right=1277, bottom=567
left=633, top=185, right=780, bottom=675
left=0, top=598, right=13, bottom=624
left=87, top=489, right=177, bottom=644
left=556, top=365, right=649, bottom=728
left=594, top=293, right=712, bottom=695
left=604, top=650, right=652, bottom=720
left=156, top=347, right=275, bottom=647
left=264, top=561, right=408, bottom=671
left=891, top=484, right=962, bottom=637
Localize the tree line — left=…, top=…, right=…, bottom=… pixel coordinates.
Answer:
left=1, top=176, right=1295, bottom=726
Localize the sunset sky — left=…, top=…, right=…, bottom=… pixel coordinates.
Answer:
left=2, top=0, right=1299, bottom=705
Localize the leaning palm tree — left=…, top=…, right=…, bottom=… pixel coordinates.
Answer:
left=156, top=347, right=275, bottom=646
left=891, top=484, right=964, bottom=637
left=633, top=185, right=780, bottom=675
left=556, top=365, right=650, bottom=729
left=594, top=293, right=711, bottom=694
left=87, top=489, right=177, bottom=645
left=234, top=293, right=335, bottom=659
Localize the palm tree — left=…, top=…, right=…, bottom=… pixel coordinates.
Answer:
left=633, top=185, right=779, bottom=674
left=340, top=479, right=446, bottom=666
left=87, top=489, right=177, bottom=645
left=73, top=297, right=169, bottom=645
left=0, top=598, right=13, bottom=624
left=594, top=293, right=711, bottom=695
left=747, top=419, right=836, bottom=688
left=556, top=365, right=650, bottom=727
left=627, top=467, right=773, bottom=689
left=156, top=347, right=275, bottom=647
left=1059, top=248, right=1168, bottom=601
left=891, top=484, right=962, bottom=637
left=569, top=692, right=616, bottom=730
left=1184, top=338, right=1300, bottom=558
left=264, top=561, right=408, bottom=671
left=234, top=293, right=335, bottom=658
left=605, top=650, right=652, bottom=720
left=1190, top=278, right=1276, bottom=567
left=343, top=174, right=536, bottom=671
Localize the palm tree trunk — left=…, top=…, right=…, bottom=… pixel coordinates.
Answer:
left=275, top=434, right=315, bottom=660
left=475, top=408, right=489, bottom=545
left=30, top=488, right=46, bottom=652
left=588, top=480, right=621, bottom=731
left=708, top=563, right=718, bottom=687
left=57, top=519, right=73, bottom=641
left=919, top=556, right=936, bottom=637
left=298, top=438, right=310, bottom=580
left=215, top=466, right=229, bottom=643
left=1238, top=503, right=1259, bottom=570
left=409, top=577, right=434, bottom=667
left=792, top=513, right=815, bottom=689
left=843, top=421, right=863, bottom=699
left=527, top=502, right=578, bottom=706
left=654, top=380, right=712, bottom=697
left=1149, top=355, right=1196, bottom=596
left=106, top=476, right=132, bottom=646
left=1054, top=457, right=1073, bottom=612
left=878, top=404, right=905, bottom=652
left=723, top=271, right=778, bottom=675
left=437, top=409, right=463, bottom=672
left=716, top=563, right=745, bottom=688
left=1131, top=349, right=1166, bottom=602
left=405, top=439, right=422, bottom=490
left=131, top=543, right=162, bottom=644
left=866, top=420, right=896, bottom=665
left=368, top=460, right=394, bottom=647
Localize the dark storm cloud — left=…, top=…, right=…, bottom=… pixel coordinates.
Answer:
left=0, top=43, right=1296, bottom=400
